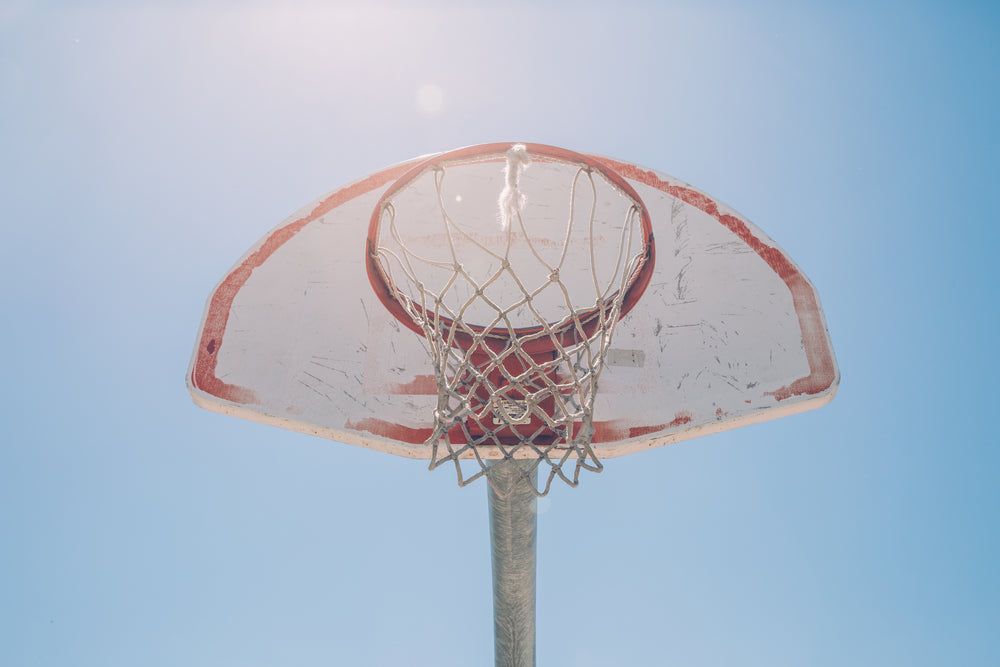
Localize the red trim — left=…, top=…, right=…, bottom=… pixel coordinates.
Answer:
left=347, top=415, right=690, bottom=445
left=190, top=162, right=413, bottom=403
left=603, top=159, right=837, bottom=401
left=345, top=418, right=435, bottom=445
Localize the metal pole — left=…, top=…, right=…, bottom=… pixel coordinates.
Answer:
left=488, top=460, right=538, bottom=667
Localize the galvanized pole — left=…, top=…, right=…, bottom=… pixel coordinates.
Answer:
left=488, top=460, right=538, bottom=667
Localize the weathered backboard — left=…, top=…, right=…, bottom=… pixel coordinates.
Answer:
left=188, top=143, right=838, bottom=460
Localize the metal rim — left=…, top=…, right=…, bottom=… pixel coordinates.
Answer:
left=365, top=142, right=656, bottom=354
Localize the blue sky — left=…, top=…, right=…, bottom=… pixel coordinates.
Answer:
left=2, top=2, right=998, bottom=666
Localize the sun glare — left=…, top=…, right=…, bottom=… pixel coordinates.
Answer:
left=416, top=83, right=445, bottom=115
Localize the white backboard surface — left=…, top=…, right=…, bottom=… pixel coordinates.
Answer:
left=188, top=145, right=838, bottom=459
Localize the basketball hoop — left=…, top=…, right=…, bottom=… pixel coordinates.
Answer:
left=191, top=139, right=840, bottom=666
left=366, top=143, right=655, bottom=496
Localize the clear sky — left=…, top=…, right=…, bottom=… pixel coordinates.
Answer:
left=2, top=2, right=998, bottom=666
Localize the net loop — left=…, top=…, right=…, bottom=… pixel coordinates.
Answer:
left=366, top=143, right=655, bottom=496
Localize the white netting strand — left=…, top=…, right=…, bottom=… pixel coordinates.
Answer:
left=368, top=144, right=653, bottom=496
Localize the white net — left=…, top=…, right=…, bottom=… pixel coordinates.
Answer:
left=368, top=144, right=653, bottom=496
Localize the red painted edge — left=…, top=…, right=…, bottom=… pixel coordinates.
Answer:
left=346, top=418, right=436, bottom=445
left=602, top=159, right=837, bottom=402
left=189, top=162, right=413, bottom=404
left=347, top=416, right=686, bottom=445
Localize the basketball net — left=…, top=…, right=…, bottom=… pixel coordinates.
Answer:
left=368, top=144, right=653, bottom=496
